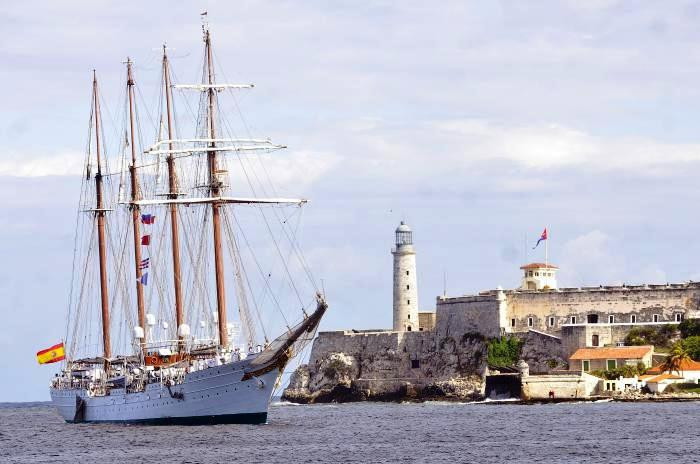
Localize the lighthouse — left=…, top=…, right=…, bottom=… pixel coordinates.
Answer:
left=392, top=221, right=419, bottom=331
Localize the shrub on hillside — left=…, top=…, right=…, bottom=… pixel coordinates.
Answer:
left=679, top=319, right=700, bottom=338
left=624, top=325, right=677, bottom=348
left=487, top=337, right=522, bottom=367
left=682, top=336, right=700, bottom=360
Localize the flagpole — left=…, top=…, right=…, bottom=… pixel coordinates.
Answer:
left=545, top=228, right=548, bottom=267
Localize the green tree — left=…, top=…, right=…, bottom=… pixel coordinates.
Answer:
left=625, top=327, right=657, bottom=346
left=653, top=324, right=677, bottom=346
left=681, top=336, right=700, bottom=360
left=662, top=342, right=691, bottom=376
left=487, top=337, right=522, bottom=367
left=679, top=319, right=700, bottom=338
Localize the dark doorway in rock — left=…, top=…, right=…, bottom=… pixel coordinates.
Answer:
left=485, top=374, right=521, bottom=400
left=411, top=359, right=420, bottom=369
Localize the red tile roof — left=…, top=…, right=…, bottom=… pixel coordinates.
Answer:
left=520, top=263, right=559, bottom=270
left=647, top=358, right=700, bottom=374
left=569, top=346, right=653, bottom=360
left=646, top=373, right=684, bottom=382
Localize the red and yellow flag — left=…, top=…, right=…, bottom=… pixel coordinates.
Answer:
left=37, top=342, right=65, bottom=365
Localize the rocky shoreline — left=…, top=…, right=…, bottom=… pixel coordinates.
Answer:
left=282, top=386, right=700, bottom=405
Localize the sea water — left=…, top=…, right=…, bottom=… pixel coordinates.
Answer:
left=1, top=400, right=698, bottom=463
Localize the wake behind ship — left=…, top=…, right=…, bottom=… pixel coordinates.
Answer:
left=46, top=20, right=326, bottom=424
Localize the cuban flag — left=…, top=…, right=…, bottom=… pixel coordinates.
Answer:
left=533, top=228, right=548, bottom=249
left=141, top=214, right=155, bottom=225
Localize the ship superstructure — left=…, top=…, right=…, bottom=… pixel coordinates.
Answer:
left=49, top=20, right=326, bottom=424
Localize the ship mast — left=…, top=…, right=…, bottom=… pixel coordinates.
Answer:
left=92, top=72, right=111, bottom=363
left=162, top=46, right=185, bottom=347
left=126, top=59, right=147, bottom=345
left=204, top=28, right=228, bottom=347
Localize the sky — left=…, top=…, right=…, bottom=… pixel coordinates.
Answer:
left=3, top=1, right=700, bottom=401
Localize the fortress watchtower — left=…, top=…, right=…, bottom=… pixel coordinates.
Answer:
left=392, top=221, right=419, bottom=331
left=520, top=263, right=559, bottom=291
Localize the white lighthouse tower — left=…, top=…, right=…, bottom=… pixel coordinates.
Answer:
left=392, top=221, right=419, bottom=331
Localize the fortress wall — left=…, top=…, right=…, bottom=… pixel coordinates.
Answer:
left=505, top=287, right=700, bottom=334
left=308, top=330, right=434, bottom=383
left=521, top=372, right=600, bottom=400
left=520, top=330, right=568, bottom=373
left=435, top=296, right=501, bottom=338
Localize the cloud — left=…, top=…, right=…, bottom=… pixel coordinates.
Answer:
left=0, top=151, right=84, bottom=177
left=558, top=230, right=624, bottom=286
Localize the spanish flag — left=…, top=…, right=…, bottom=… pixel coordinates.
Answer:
left=37, top=342, right=65, bottom=365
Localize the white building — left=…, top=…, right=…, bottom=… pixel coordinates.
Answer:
left=520, top=263, right=559, bottom=291
left=392, top=221, right=419, bottom=331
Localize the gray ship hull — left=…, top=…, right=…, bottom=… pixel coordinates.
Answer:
left=50, top=358, right=280, bottom=425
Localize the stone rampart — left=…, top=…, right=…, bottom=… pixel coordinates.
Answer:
left=505, top=285, right=700, bottom=334
left=521, top=372, right=600, bottom=400
left=435, top=295, right=501, bottom=338
left=439, top=283, right=700, bottom=338
left=284, top=328, right=487, bottom=403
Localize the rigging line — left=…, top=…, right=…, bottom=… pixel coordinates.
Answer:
left=215, top=54, right=319, bottom=293
left=65, top=171, right=92, bottom=351
left=107, top=212, right=137, bottom=343
left=215, top=117, right=308, bottom=307
left=68, top=219, right=97, bottom=359
left=182, top=206, right=212, bottom=326
left=150, top=208, right=174, bottom=339
left=258, top=206, right=305, bottom=308
left=229, top=212, right=289, bottom=328
left=134, top=84, right=159, bottom=144
left=221, top=209, right=266, bottom=344
left=219, top=112, right=318, bottom=293
left=253, top=206, right=303, bottom=314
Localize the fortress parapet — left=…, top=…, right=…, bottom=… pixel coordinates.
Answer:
left=437, top=277, right=700, bottom=338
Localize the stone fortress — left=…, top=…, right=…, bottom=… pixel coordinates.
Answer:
left=283, top=222, right=700, bottom=403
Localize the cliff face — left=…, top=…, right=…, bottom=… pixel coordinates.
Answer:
left=283, top=330, right=488, bottom=403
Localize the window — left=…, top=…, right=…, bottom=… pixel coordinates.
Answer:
left=592, top=334, right=599, bottom=346
left=527, top=317, right=533, bottom=327
left=675, top=313, right=683, bottom=322
left=631, top=315, right=637, bottom=323
left=609, top=315, right=615, bottom=324
left=406, top=285, right=410, bottom=290
left=407, top=314, right=410, bottom=320
left=411, top=359, right=420, bottom=369
left=607, top=359, right=617, bottom=370
left=511, top=318, right=516, bottom=328
left=406, top=270, right=409, bottom=276
left=653, top=314, right=659, bottom=323
left=407, top=300, right=410, bottom=305
left=535, top=272, right=539, bottom=276
left=582, top=360, right=590, bottom=372
left=587, top=314, right=599, bottom=324
left=571, top=316, right=577, bottom=324
left=407, top=326, right=412, bottom=332
left=549, top=317, right=555, bottom=327
left=528, top=271, right=533, bottom=277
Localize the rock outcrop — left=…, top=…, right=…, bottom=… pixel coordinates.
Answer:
left=283, top=330, right=488, bottom=403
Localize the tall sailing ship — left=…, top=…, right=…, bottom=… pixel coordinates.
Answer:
left=48, top=22, right=327, bottom=424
